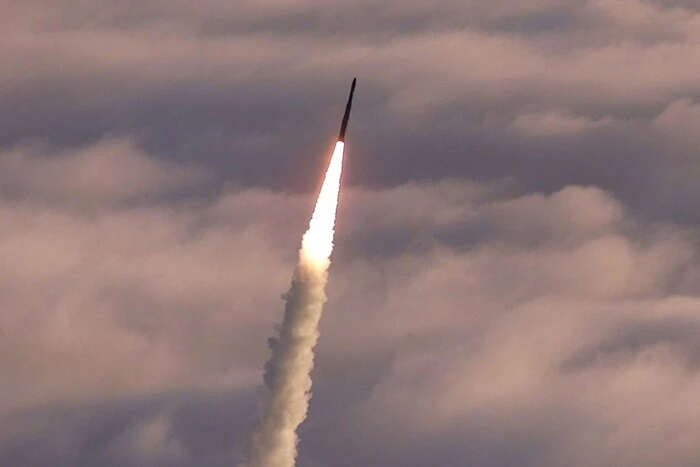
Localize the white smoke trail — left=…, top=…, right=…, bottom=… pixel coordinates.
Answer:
left=246, top=141, right=345, bottom=467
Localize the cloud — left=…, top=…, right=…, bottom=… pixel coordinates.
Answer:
left=1, top=0, right=700, bottom=230
left=0, top=170, right=698, bottom=465
left=101, top=412, right=187, bottom=464
left=2, top=1, right=700, bottom=466
left=0, top=137, right=207, bottom=205
left=651, top=98, right=700, bottom=148
left=512, top=111, right=623, bottom=136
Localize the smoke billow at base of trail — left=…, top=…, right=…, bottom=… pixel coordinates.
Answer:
left=244, top=141, right=345, bottom=467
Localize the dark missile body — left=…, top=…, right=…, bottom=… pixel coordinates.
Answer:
left=338, top=78, right=356, bottom=142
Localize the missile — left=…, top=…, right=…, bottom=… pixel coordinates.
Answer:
left=338, top=78, right=357, bottom=142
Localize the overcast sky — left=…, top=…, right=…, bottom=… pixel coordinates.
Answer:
left=1, top=1, right=700, bottom=466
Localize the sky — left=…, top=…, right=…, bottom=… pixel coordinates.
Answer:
left=1, top=0, right=700, bottom=466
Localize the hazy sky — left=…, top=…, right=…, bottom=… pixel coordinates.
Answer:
left=2, top=1, right=700, bottom=466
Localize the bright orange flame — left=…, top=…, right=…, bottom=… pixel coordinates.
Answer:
left=300, top=141, right=344, bottom=265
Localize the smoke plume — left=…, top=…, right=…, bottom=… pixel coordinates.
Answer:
left=246, top=141, right=345, bottom=467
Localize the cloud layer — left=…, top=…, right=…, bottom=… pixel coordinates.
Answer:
left=4, top=0, right=700, bottom=220
left=2, top=1, right=700, bottom=466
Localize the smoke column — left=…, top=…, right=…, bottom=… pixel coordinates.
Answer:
left=246, top=141, right=345, bottom=467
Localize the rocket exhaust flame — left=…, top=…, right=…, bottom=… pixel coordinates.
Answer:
left=245, top=141, right=345, bottom=467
